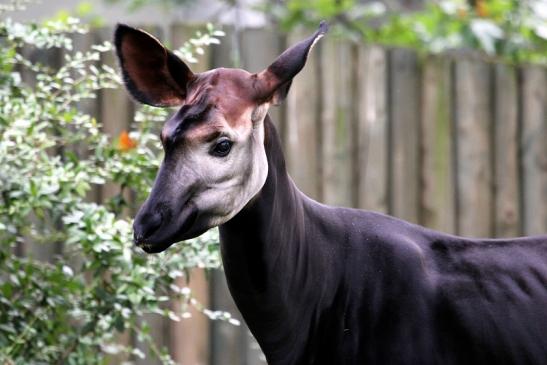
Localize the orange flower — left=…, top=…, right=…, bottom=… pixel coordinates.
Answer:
left=457, top=7, right=468, bottom=19
left=476, top=0, right=489, bottom=17
left=118, top=130, right=137, bottom=151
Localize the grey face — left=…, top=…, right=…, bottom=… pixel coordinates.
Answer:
left=133, top=86, right=270, bottom=252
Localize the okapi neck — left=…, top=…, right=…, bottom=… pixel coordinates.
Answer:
left=219, top=115, right=325, bottom=364
left=219, top=115, right=306, bottom=292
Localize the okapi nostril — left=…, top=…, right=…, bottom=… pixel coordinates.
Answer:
left=133, top=210, right=163, bottom=241
left=133, top=232, right=144, bottom=245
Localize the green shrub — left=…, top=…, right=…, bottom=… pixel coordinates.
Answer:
left=0, top=3, right=229, bottom=364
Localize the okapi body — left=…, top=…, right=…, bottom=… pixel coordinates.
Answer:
left=115, top=23, right=547, bottom=365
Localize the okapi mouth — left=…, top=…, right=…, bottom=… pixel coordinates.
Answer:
left=135, top=203, right=199, bottom=254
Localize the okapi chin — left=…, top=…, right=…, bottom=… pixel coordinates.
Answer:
left=115, top=22, right=547, bottom=365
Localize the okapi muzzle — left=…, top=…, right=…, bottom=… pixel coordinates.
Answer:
left=115, top=22, right=328, bottom=253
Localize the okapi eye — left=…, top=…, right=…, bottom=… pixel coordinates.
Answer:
left=211, top=139, right=233, bottom=157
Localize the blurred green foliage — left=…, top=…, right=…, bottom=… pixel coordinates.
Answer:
left=104, top=0, right=196, bottom=11
left=0, top=2, right=229, bottom=364
left=267, top=0, right=547, bottom=65
left=53, top=1, right=106, bottom=28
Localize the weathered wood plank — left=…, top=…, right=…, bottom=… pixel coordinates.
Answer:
left=210, top=270, right=248, bottom=365
left=520, top=66, right=547, bottom=236
left=356, top=45, right=389, bottom=213
left=493, top=64, right=520, bottom=238
left=420, top=56, right=455, bottom=233
left=169, top=270, right=210, bottom=365
left=285, top=30, right=321, bottom=200
left=388, top=48, right=421, bottom=223
left=320, top=38, right=354, bottom=206
left=453, top=58, right=493, bottom=237
left=98, top=27, right=135, bottom=204
left=240, top=28, right=283, bottom=73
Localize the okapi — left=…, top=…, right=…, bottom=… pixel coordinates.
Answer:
left=115, top=22, right=547, bottom=365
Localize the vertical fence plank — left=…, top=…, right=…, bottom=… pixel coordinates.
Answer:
left=493, top=64, right=520, bottom=238
left=320, top=39, right=354, bottom=206
left=240, top=28, right=283, bottom=73
left=285, top=30, right=321, bottom=199
left=420, top=56, right=455, bottom=233
left=388, top=48, right=421, bottom=223
left=520, top=67, right=547, bottom=236
left=453, top=58, right=493, bottom=237
left=170, top=269, right=211, bottom=365
left=98, top=27, right=135, bottom=203
left=210, top=271, right=248, bottom=365
left=319, top=37, right=339, bottom=205
left=356, top=45, right=389, bottom=212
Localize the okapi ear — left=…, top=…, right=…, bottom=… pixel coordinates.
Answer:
left=114, top=24, right=194, bottom=107
left=256, top=21, right=328, bottom=105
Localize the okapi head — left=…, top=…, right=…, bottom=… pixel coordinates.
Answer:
left=115, top=22, right=328, bottom=253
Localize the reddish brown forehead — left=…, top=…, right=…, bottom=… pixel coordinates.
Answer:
left=160, top=68, right=259, bottom=143
left=189, top=68, right=258, bottom=124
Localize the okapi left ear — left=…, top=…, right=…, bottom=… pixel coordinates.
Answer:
left=256, top=21, right=328, bottom=105
left=114, top=24, right=195, bottom=107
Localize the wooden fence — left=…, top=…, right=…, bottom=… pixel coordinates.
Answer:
left=19, top=24, right=547, bottom=364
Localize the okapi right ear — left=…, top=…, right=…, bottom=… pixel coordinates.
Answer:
left=256, top=21, right=328, bottom=105
left=114, top=24, right=194, bottom=107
